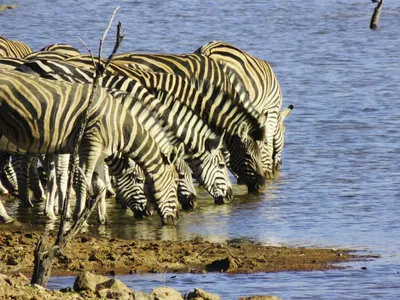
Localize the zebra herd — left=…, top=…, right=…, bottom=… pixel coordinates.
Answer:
left=0, top=36, right=293, bottom=226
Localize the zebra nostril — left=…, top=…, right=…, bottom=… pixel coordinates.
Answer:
left=214, top=196, right=225, bottom=205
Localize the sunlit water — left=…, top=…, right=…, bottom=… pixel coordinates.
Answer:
left=2, top=0, right=400, bottom=299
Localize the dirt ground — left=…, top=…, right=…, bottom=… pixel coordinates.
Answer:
left=0, top=222, right=375, bottom=278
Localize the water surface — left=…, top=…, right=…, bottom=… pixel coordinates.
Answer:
left=2, top=0, right=400, bottom=299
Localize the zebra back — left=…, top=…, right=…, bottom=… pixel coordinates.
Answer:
left=0, top=36, right=32, bottom=59
left=40, top=44, right=81, bottom=57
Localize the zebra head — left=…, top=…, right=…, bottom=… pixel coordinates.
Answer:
left=226, top=122, right=266, bottom=193
left=174, top=157, right=197, bottom=210
left=108, top=156, right=150, bottom=218
left=271, top=104, right=293, bottom=173
left=148, top=143, right=184, bottom=226
left=190, top=131, right=233, bottom=204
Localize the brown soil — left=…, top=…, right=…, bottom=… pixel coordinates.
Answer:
left=0, top=222, right=375, bottom=278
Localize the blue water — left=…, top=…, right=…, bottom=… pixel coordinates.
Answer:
left=2, top=0, right=400, bottom=299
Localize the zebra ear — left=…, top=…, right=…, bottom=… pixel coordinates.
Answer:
left=217, top=130, right=226, bottom=150
left=282, top=105, right=293, bottom=120
left=176, top=143, right=185, bottom=160
left=238, top=122, right=249, bottom=140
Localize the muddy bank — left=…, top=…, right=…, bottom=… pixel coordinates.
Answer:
left=0, top=222, right=374, bottom=278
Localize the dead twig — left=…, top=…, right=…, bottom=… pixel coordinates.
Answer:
left=370, top=0, right=384, bottom=30
left=31, top=7, right=124, bottom=287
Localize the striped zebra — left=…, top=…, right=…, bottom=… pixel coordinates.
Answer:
left=62, top=55, right=267, bottom=192
left=18, top=59, right=234, bottom=203
left=0, top=69, right=181, bottom=225
left=195, top=41, right=293, bottom=178
left=0, top=36, right=32, bottom=59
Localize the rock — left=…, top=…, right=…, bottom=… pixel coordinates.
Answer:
left=32, top=283, right=47, bottom=290
left=73, top=271, right=110, bottom=292
left=238, top=296, right=282, bottom=300
left=97, top=288, right=134, bottom=300
left=9, top=273, right=30, bottom=287
left=0, top=274, right=11, bottom=286
left=96, top=278, right=133, bottom=294
left=133, top=290, right=154, bottom=300
left=150, top=286, right=184, bottom=300
left=206, top=256, right=237, bottom=272
left=185, top=287, right=221, bottom=300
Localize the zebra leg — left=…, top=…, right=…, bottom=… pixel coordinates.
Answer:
left=104, top=164, right=116, bottom=197
left=44, top=154, right=57, bottom=219
left=2, top=155, right=18, bottom=195
left=0, top=181, right=8, bottom=194
left=73, top=149, right=102, bottom=222
left=0, top=152, right=9, bottom=194
left=92, top=159, right=108, bottom=225
left=56, top=154, right=70, bottom=217
left=12, top=154, right=34, bottom=207
left=29, top=157, right=47, bottom=202
left=0, top=198, right=13, bottom=224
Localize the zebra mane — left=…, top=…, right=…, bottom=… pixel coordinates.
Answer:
left=191, top=70, right=266, bottom=141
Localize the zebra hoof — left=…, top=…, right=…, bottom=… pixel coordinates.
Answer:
left=0, top=188, right=9, bottom=194
left=45, top=211, right=57, bottom=220
left=0, top=216, right=14, bottom=224
left=97, top=215, right=108, bottom=225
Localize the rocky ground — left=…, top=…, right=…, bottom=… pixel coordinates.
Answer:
left=0, top=220, right=376, bottom=299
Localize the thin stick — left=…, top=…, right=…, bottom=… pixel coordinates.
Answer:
left=98, top=6, right=120, bottom=75
left=370, top=0, right=384, bottom=30
left=77, top=36, right=96, bottom=72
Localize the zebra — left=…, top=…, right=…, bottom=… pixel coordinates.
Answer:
left=0, top=36, right=32, bottom=59
left=0, top=69, right=182, bottom=225
left=0, top=47, right=50, bottom=207
left=40, top=44, right=81, bottom=57
left=18, top=59, right=233, bottom=203
left=62, top=55, right=267, bottom=192
left=195, top=41, right=294, bottom=178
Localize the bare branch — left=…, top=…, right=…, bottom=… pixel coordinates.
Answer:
left=370, top=0, right=384, bottom=30
left=98, top=6, right=120, bottom=76
left=77, top=36, right=97, bottom=73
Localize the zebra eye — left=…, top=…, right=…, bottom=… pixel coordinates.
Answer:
left=136, top=178, right=145, bottom=184
left=218, top=162, right=225, bottom=168
left=179, top=173, right=185, bottom=179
